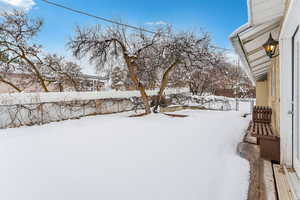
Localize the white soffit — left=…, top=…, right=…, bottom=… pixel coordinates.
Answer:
left=230, top=0, right=285, bottom=83
left=240, top=24, right=281, bottom=80
left=249, top=0, right=285, bottom=25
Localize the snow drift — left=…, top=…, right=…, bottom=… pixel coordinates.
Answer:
left=0, top=103, right=251, bottom=200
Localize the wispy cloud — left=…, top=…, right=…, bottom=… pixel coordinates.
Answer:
left=145, top=20, right=168, bottom=26
left=0, top=0, right=35, bottom=11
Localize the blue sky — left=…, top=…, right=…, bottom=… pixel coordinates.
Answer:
left=0, top=0, right=248, bottom=74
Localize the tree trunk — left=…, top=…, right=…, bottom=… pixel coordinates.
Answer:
left=0, top=78, right=22, bottom=92
left=21, top=55, right=49, bottom=92
left=154, top=60, right=179, bottom=113
left=59, top=83, right=64, bottom=92
left=113, top=39, right=151, bottom=114
left=65, top=75, right=79, bottom=92
left=125, top=56, right=151, bottom=114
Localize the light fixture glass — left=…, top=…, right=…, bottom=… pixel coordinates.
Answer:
left=263, top=33, right=279, bottom=58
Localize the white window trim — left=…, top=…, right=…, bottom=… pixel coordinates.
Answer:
left=280, top=0, right=300, bottom=169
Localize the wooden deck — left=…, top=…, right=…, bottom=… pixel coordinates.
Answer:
left=238, top=138, right=299, bottom=200
left=273, top=164, right=293, bottom=200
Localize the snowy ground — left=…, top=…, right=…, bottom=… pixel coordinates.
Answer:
left=0, top=103, right=251, bottom=200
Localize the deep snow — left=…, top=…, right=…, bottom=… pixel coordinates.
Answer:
left=0, top=103, right=251, bottom=200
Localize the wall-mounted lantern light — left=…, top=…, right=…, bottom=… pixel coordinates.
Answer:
left=263, top=33, right=279, bottom=58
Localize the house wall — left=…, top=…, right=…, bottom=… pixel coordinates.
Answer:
left=279, top=0, right=300, bottom=167
left=252, top=0, right=292, bottom=138
left=268, top=56, right=280, bottom=135
left=255, top=80, right=268, bottom=106
left=255, top=54, right=280, bottom=135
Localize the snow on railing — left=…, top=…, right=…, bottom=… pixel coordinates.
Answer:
left=0, top=88, right=189, bottom=106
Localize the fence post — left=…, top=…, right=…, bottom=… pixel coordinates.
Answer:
left=83, top=101, right=85, bottom=116
left=222, top=97, right=226, bottom=111
left=235, top=98, right=239, bottom=111
left=40, top=103, right=43, bottom=125
left=250, top=100, right=254, bottom=113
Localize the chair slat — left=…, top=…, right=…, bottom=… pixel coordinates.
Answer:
left=248, top=106, right=277, bottom=141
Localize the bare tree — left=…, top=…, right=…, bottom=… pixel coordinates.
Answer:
left=188, top=70, right=212, bottom=95
left=221, top=64, right=255, bottom=98
left=149, top=31, right=217, bottom=112
left=0, top=10, right=49, bottom=92
left=42, top=54, right=83, bottom=91
left=68, top=25, right=162, bottom=114
left=201, top=56, right=255, bottom=98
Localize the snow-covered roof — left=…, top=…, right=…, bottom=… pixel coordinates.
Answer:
left=229, top=0, right=285, bottom=84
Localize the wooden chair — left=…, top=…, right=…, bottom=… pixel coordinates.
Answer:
left=248, top=106, right=280, bottom=162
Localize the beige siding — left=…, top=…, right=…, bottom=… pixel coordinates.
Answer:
left=268, top=56, right=280, bottom=135
left=256, top=80, right=269, bottom=106
left=253, top=0, right=291, bottom=137
left=255, top=54, right=280, bottom=135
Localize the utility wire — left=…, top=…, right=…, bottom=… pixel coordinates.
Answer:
left=41, top=0, right=156, bottom=34
left=42, top=0, right=230, bottom=51
left=211, top=45, right=231, bottom=51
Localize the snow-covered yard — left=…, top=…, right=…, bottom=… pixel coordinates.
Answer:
left=0, top=103, right=251, bottom=200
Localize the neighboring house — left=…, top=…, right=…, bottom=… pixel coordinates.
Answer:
left=0, top=72, right=106, bottom=93
left=79, top=74, right=107, bottom=92
left=230, top=0, right=300, bottom=198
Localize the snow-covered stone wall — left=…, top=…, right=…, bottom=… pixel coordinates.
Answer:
left=0, top=88, right=189, bottom=106
left=0, top=88, right=189, bottom=129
